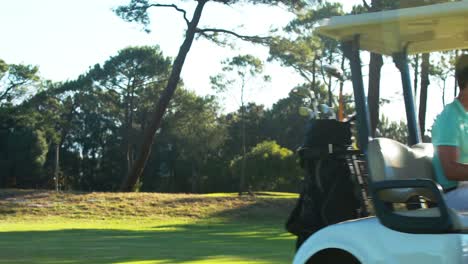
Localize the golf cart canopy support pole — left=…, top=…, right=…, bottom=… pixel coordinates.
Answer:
left=393, top=51, right=422, bottom=145
left=342, top=36, right=371, bottom=153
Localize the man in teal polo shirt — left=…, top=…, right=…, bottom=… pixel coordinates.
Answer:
left=432, top=54, right=468, bottom=210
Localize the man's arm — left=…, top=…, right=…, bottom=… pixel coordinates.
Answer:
left=438, top=146, right=468, bottom=181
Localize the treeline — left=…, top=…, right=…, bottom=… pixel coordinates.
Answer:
left=0, top=44, right=406, bottom=193
left=0, top=46, right=313, bottom=193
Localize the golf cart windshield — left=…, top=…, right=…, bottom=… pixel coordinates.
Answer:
left=315, top=1, right=468, bottom=152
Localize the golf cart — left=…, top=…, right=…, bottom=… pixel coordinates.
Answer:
left=292, top=1, right=468, bottom=263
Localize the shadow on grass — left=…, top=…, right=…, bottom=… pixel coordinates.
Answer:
left=0, top=221, right=295, bottom=264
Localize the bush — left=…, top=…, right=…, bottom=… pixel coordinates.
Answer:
left=230, top=140, right=301, bottom=192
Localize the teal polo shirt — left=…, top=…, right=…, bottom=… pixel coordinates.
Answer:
left=432, top=99, right=468, bottom=190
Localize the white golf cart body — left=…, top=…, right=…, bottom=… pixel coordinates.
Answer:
left=295, top=217, right=468, bottom=263
left=293, top=2, right=468, bottom=263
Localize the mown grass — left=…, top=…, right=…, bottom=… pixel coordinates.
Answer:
left=0, top=190, right=299, bottom=264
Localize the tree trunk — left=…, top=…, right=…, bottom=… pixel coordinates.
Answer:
left=455, top=50, right=459, bottom=98
left=328, top=53, right=333, bottom=106
left=126, top=87, right=135, bottom=174
left=367, top=52, right=383, bottom=137
left=120, top=0, right=208, bottom=192
left=312, top=55, right=317, bottom=99
left=442, top=79, right=446, bottom=106
left=54, top=143, right=60, bottom=192
left=338, top=54, right=345, bottom=120
left=365, top=0, right=385, bottom=137
left=419, top=53, right=430, bottom=138
left=123, top=82, right=136, bottom=175
left=413, top=54, right=419, bottom=101
left=191, top=162, right=198, bottom=193
left=239, top=80, right=246, bottom=196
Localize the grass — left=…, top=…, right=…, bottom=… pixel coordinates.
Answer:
left=0, top=189, right=299, bottom=264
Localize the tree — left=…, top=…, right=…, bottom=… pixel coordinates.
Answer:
left=30, top=75, right=125, bottom=191
left=419, top=53, right=430, bottom=138
left=211, top=54, right=269, bottom=195
left=367, top=52, right=383, bottom=137
left=222, top=103, right=268, bottom=158
left=0, top=74, right=82, bottom=189
left=91, top=46, right=171, bottom=179
left=269, top=36, right=322, bottom=98
left=22, top=76, right=106, bottom=190
left=0, top=59, right=39, bottom=105
left=265, top=88, right=314, bottom=150
left=269, top=2, right=344, bottom=102
left=429, top=52, right=456, bottom=107
left=411, top=54, right=420, bottom=99
left=0, top=107, right=48, bottom=188
left=359, top=0, right=393, bottom=137
left=454, top=50, right=460, bottom=98
left=162, top=91, right=227, bottom=193
left=115, top=0, right=308, bottom=192
left=24, top=90, right=67, bottom=190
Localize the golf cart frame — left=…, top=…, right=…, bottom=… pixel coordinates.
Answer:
left=293, top=2, right=468, bottom=263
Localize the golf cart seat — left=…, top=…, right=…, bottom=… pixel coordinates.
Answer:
left=367, top=138, right=468, bottom=233
left=368, top=138, right=436, bottom=202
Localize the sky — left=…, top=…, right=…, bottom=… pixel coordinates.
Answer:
left=0, top=0, right=454, bottom=132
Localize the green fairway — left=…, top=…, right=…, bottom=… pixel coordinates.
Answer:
left=0, top=191, right=298, bottom=264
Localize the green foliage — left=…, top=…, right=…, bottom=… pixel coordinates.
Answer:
left=0, top=59, right=39, bottom=104
left=285, top=1, right=344, bottom=33
left=230, top=141, right=301, bottom=191
left=222, top=103, right=268, bottom=157
left=268, top=2, right=345, bottom=101
left=269, top=35, right=321, bottom=80
left=114, top=0, right=153, bottom=32
left=223, top=54, right=264, bottom=77
left=56, top=46, right=174, bottom=191
left=0, top=116, right=49, bottom=188
left=377, top=115, right=408, bottom=144
left=264, top=92, right=308, bottom=150
left=0, top=59, right=7, bottom=74
left=93, top=45, right=171, bottom=88
left=167, top=92, right=226, bottom=159
left=428, top=51, right=457, bottom=106
left=212, top=54, right=268, bottom=94
left=153, top=90, right=228, bottom=193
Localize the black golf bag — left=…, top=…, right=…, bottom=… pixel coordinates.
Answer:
left=286, top=119, right=366, bottom=249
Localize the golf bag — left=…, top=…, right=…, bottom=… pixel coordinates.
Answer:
left=286, top=119, right=363, bottom=249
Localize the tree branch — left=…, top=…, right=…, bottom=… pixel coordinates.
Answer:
left=0, top=83, right=20, bottom=101
left=0, top=87, right=13, bottom=101
left=294, top=67, right=313, bottom=84
left=196, top=28, right=272, bottom=46
left=0, top=77, right=29, bottom=102
left=148, top=3, right=190, bottom=26
left=362, top=0, right=371, bottom=10
left=318, top=60, right=330, bottom=88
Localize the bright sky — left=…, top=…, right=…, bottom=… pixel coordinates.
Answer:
left=0, top=0, right=452, bottom=132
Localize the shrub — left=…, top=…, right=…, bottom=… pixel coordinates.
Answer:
left=230, top=140, right=301, bottom=191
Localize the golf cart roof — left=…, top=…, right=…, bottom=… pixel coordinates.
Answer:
left=315, top=1, right=468, bottom=55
